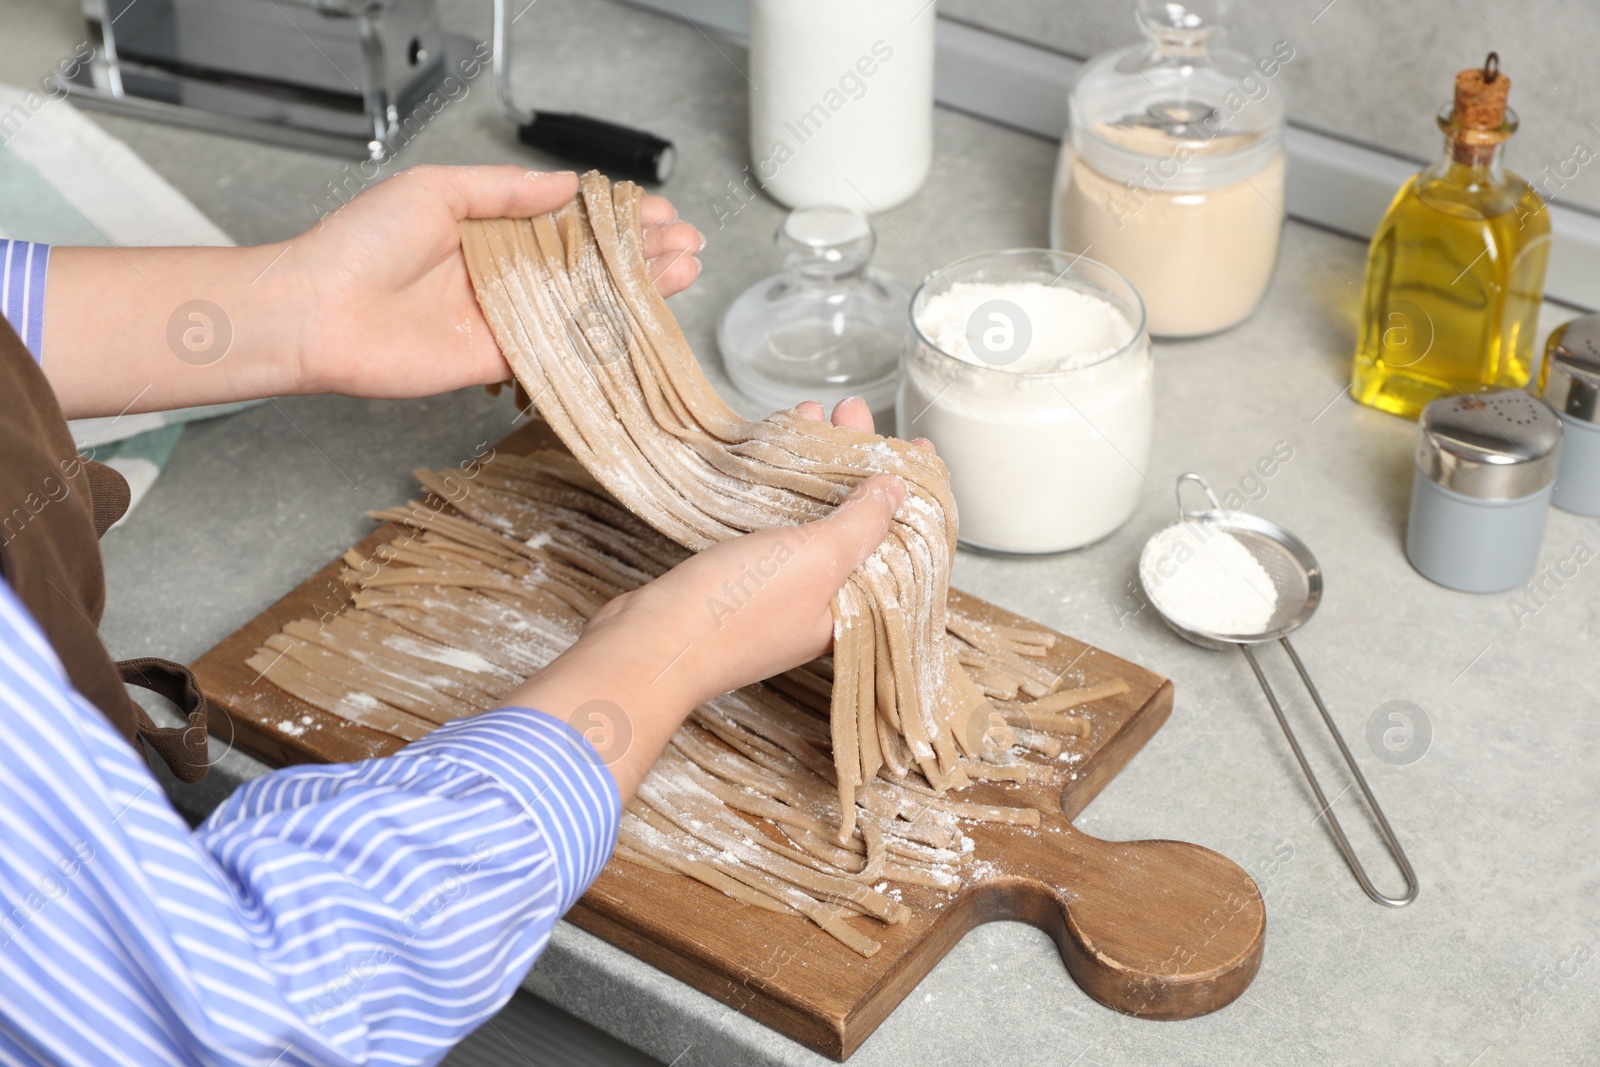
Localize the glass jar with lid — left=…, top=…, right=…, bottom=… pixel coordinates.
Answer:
left=900, top=249, right=1153, bottom=554
left=1050, top=0, right=1288, bottom=337
left=718, top=204, right=909, bottom=416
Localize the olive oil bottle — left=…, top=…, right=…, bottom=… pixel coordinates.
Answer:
left=1351, top=54, right=1551, bottom=419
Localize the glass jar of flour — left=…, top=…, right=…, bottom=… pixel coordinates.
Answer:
left=1051, top=0, right=1288, bottom=337
left=900, top=250, right=1153, bottom=554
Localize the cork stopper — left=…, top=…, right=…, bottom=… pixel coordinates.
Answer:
left=1448, top=53, right=1512, bottom=165
left=1453, top=53, right=1509, bottom=129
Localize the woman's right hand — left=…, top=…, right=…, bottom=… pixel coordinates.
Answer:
left=494, top=397, right=930, bottom=801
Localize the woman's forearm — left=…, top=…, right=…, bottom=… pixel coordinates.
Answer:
left=40, top=244, right=306, bottom=420
left=494, top=615, right=701, bottom=804
left=492, top=465, right=908, bottom=804
left=35, top=166, right=703, bottom=421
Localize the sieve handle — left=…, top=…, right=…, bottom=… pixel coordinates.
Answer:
left=1240, top=638, right=1419, bottom=908
left=1175, top=472, right=1224, bottom=520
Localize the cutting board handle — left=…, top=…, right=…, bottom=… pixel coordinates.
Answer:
left=1003, top=824, right=1266, bottom=1019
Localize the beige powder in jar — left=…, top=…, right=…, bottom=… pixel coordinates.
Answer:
left=1054, top=149, right=1286, bottom=337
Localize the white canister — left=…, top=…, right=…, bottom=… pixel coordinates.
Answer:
left=748, top=0, right=935, bottom=213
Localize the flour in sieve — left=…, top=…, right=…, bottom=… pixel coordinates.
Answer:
left=1140, top=521, right=1278, bottom=636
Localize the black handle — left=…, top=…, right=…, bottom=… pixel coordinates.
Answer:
left=517, top=112, right=676, bottom=184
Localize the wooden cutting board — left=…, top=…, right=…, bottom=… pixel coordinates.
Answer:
left=190, top=419, right=1265, bottom=1061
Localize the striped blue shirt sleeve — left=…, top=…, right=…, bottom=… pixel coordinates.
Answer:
left=0, top=580, right=621, bottom=1066
left=0, top=241, right=50, bottom=362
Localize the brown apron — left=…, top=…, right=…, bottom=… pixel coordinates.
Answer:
left=0, top=319, right=210, bottom=782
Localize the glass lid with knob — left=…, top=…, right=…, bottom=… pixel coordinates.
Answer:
left=717, top=204, right=909, bottom=416
left=1069, top=0, right=1287, bottom=189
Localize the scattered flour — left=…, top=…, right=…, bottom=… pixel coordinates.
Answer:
left=383, top=635, right=499, bottom=674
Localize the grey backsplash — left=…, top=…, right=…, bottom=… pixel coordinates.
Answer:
left=940, top=0, right=1600, bottom=215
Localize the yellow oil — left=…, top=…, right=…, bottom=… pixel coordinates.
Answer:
left=1351, top=151, right=1550, bottom=419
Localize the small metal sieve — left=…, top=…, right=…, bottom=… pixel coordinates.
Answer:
left=1139, top=474, right=1418, bottom=908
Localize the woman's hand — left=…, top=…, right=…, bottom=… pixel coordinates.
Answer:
left=42, top=165, right=704, bottom=419
left=585, top=403, right=899, bottom=705
left=497, top=398, right=929, bottom=801
left=287, top=166, right=704, bottom=398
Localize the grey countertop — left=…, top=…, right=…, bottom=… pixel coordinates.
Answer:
left=10, top=0, right=1600, bottom=1063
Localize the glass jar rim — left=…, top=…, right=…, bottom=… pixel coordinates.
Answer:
left=908, top=248, right=1150, bottom=378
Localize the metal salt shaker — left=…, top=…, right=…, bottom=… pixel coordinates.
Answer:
left=1406, top=389, right=1563, bottom=593
left=1540, top=315, right=1600, bottom=516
